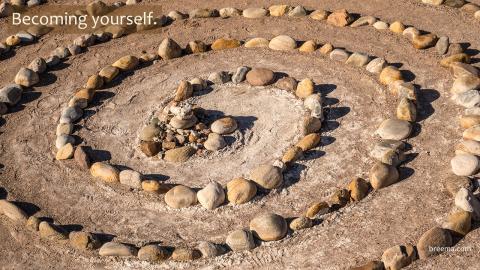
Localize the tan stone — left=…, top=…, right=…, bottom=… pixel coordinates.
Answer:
left=389, top=21, right=405, bottom=33
left=211, top=38, right=241, bottom=50
left=296, top=78, right=315, bottom=98
left=319, top=43, right=334, bottom=54
left=244, top=38, right=269, bottom=48
left=444, top=210, right=471, bottom=236
left=246, top=68, right=275, bottom=86
left=0, top=200, right=28, bottom=222
left=85, top=75, right=104, bottom=90
left=379, top=66, right=403, bottom=85
left=463, top=125, right=480, bottom=141
left=347, top=178, right=370, bottom=201
left=412, top=34, right=437, bottom=49
left=164, top=185, right=197, bottom=208
left=174, top=80, right=193, bottom=102
left=140, top=141, right=161, bottom=157
left=282, top=146, right=303, bottom=164
left=369, top=162, right=399, bottom=190
left=69, top=231, right=101, bottom=250
left=185, top=40, right=207, bottom=54
left=460, top=115, right=480, bottom=129
left=171, top=248, right=201, bottom=261
left=296, top=133, right=321, bottom=151
left=396, top=97, right=417, bottom=122
left=226, top=178, right=257, bottom=204
left=298, top=40, right=316, bottom=52
left=56, top=143, right=74, bottom=160
left=310, top=10, right=329, bottom=20
left=98, top=66, right=119, bottom=83
left=327, top=9, right=353, bottom=27
left=249, top=212, right=287, bottom=241
left=289, top=216, right=312, bottom=231
left=39, top=221, right=67, bottom=240
left=417, top=227, right=452, bottom=259
left=440, top=53, right=470, bottom=68
left=112, top=55, right=139, bottom=71
left=268, top=35, right=297, bottom=51
left=90, top=162, right=119, bottom=182
left=305, top=201, right=329, bottom=218
left=250, top=165, right=283, bottom=189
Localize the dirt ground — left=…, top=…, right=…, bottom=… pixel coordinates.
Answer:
left=1, top=0, right=480, bottom=269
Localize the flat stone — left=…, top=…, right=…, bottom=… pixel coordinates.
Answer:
left=346, top=52, right=370, bottom=67
left=189, top=8, right=218, bottom=18
left=119, top=170, right=142, bottom=189
left=453, top=90, right=480, bottom=108
left=275, top=77, right=297, bottom=91
left=158, top=38, right=182, bottom=60
left=242, top=8, right=268, bottom=18
left=204, top=133, right=227, bottom=151
left=244, top=37, right=269, bottom=48
left=250, top=212, right=287, bottom=241
left=165, top=185, right=197, bottom=208
left=14, top=67, right=39, bottom=87
left=327, top=9, right=353, bottom=27
left=226, top=229, right=255, bottom=251
left=348, top=178, right=370, bottom=201
left=186, top=40, right=207, bottom=54
left=246, top=68, right=275, bottom=86
left=455, top=139, right=480, bottom=155
left=197, top=181, right=225, bottom=210
left=451, top=153, right=479, bottom=176
left=460, top=115, right=480, bottom=129
left=373, top=21, right=389, bottom=30
left=211, top=38, right=241, bottom=50
left=436, top=36, right=449, bottom=55
left=219, top=7, right=241, bottom=18
left=232, top=66, right=251, bottom=84
left=269, top=5, right=291, bottom=16
left=226, top=178, right=257, bottom=204
left=164, top=146, right=195, bottom=162
left=211, top=117, right=238, bottom=134
left=268, top=35, right=297, bottom=51
left=305, top=201, right=329, bottom=218
left=396, top=97, right=417, bottom=122
left=169, top=115, right=197, bottom=129
left=99, top=242, right=137, bottom=257
left=379, top=66, right=403, bottom=85
left=310, top=9, right=329, bottom=20
left=329, top=49, right=350, bottom=62
left=455, top=188, right=480, bottom=220
left=376, top=119, right=412, bottom=140
left=90, top=162, right=119, bottom=183
left=112, top=55, right=138, bottom=71
left=289, top=216, right=312, bottom=230
left=366, top=58, right=387, bottom=74
left=0, top=200, right=28, bottom=222
left=350, top=16, right=377, bottom=27
left=296, top=133, right=321, bottom=151
left=417, top=227, right=452, bottom=259
left=138, top=244, right=169, bottom=261
left=369, top=162, right=399, bottom=190
left=443, top=210, right=471, bottom=236
left=69, top=231, right=101, bottom=250
left=39, top=221, right=67, bottom=240
left=381, top=244, right=417, bottom=270
left=56, top=143, right=74, bottom=160
left=0, top=84, right=22, bottom=105
left=296, top=78, right=315, bottom=98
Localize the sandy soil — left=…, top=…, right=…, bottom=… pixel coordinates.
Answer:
left=1, top=0, right=480, bottom=269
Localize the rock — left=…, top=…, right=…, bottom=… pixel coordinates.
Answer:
left=171, top=248, right=201, bottom=261
left=444, top=0, right=466, bottom=7
left=288, top=6, right=307, bottom=17
left=56, top=143, right=74, bottom=160
left=444, top=176, right=472, bottom=197
left=226, top=229, right=255, bottom=251
left=348, top=178, right=369, bottom=201
left=197, top=181, right=225, bottom=210
left=460, top=115, right=480, bottom=129
left=112, top=55, right=138, bottom=71
left=296, top=133, right=322, bottom=151
left=403, top=27, right=420, bottom=40
left=298, top=40, right=317, bottom=53
left=15, top=31, right=34, bottom=43
left=74, top=146, right=91, bottom=169
left=389, top=81, right=417, bottom=101
left=126, top=0, right=139, bottom=5
left=305, top=201, right=329, bottom=218
left=28, top=58, right=47, bottom=74
left=90, top=162, right=119, bottom=183
left=440, top=53, right=470, bottom=68
left=55, top=135, right=74, bottom=149
left=164, top=146, right=195, bottom=162
left=73, top=34, right=96, bottom=47
left=476, top=10, right=480, bottom=19
left=158, top=38, right=182, bottom=60
left=461, top=3, right=480, bottom=13
left=451, top=75, right=480, bottom=95
left=86, top=1, right=110, bottom=16
left=310, top=9, right=329, bottom=20
left=165, top=185, right=197, bottom=208
left=366, top=58, right=387, bottom=74
left=304, top=95, right=324, bottom=115
left=0, top=2, right=13, bottom=18
left=350, top=16, right=377, bottom=27
left=417, top=227, right=453, bottom=259
left=296, top=78, right=315, bottom=98
left=303, top=116, right=322, bottom=135
left=250, top=164, right=283, bottom=189
left=232, top=66, right=250, bottom=84
left=99, top=66, right=119, bottom=83
left=169, top=115, right=197, bottom=129
left=396, top=97, right=417, bottom=122
left=138, top=244, right=169, bottom=261
left=185, top=40, right=207, bottom=54
left=142, top=180, right=170, bottom=193
left=436, top=36, right=449, bottom=55
left=443, top=210, right=471, bottom=236
left=455, top=188, right=480, bottom=220
left=282, top=146, right=303, bottom=164
left=68, top=44, right=82, bottom=56
left=449, top=62, right=479, bottom=79
left=219, top=7, right=241, bottom=18
left=204, top=133, right=227, bottom=151
left=140, top=124, right=162, bottom=141
left=69, top=231, right=101, bottom=250
left=46, top=56, right=60, bottom=68
left=0, top=200, right=27, bottom=222
left=197, top=241, right=224, bottom=258
left=369, top=140, right=405, bottom=166
left=140, top=141, right=161, bottom=157
left=351, top=261, right=385, bottom=270
left=211, top=117, right=238, bottom=134
left=413, top=34, right=438, bottom=49
left=26, top=216, right=40, bottom=231
left=0, top=84, right=22, bottom=105
left=51, top=47, right=70, bottom=59
left=246, top=68, right=275, bottom=86
left=376, top=119, right=412, bottom=140
left=226, top=178, right=257, bottom=204
left=275, top=77, right=298, bottom=91
left=250, top=212, right=287, bottom=241
left=269, top=5, right=290, bottom=16
left=289, top=216, right=312, bottom=230
left=369, top=162, right=399, bottom=190
left=167, top=10, right=187, bottom=20
left=211, top=38, right=241, bottom=50
left=455, top=139, right=480, bottom=156
left=346, top=52, right=370, bottom=67
left=0, top=102, right=6, bottom=115
left=329, top=49, right=350, bottom=62
left=422, top=0, right=444, bottom=5
left=60, top=106, right=83, bottom=124
left=5, top=35, right=20, bottom=46
left=242, top=8, right=268, bottom=18
left=190, top=77, right=207, bottom=91
left=244, top=37, right=269, bottom=48
left=453, top=90, right=480, bottom=108
left=373, top=21, right=389, bottom=30
left=327, top=9, right=353, bottom=27
left=174, top=81, right=193, bottom=102
left=319, top=43, right=334, bottom=54
left=389, top=21, right=405, bottom=33
left=0, top=42, right=9, bottom=55
left=329, top=189, right=350, bottom=207
left=208, top=71, right=231, bottom=84
left=381, top=244, right=417, bottom=270
left=189, top=8, right=218, bottom=18
left=119, top=170, right=142, bottom=189
left=463, top=125, right=480, bottom=141
left=379, top=66, right=403, bottom=85
left=39, top=221, right=67, bottom=240
left=268, top=35, right=297, bottom=51
left=14, top=68, right=39, bottom=87
left=99, top=242, right=137, bottom=257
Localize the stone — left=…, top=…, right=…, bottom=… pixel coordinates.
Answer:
left=55, top=135, right=74, bottom=149
left=465, top=107, right=480, bottom=115
left=28, top=58, right=47, bottom=74
left=197, top=241, right=224, bottom=258
left=476, top=10, right=480, bottom=19
left=242, top=8, right=268, bottom=18
left=51, top=47, right=70, bottom=59
left=379, top=66, right=403, bottom=85
left=329, top=49, right=350, bottom=62
left=366, top=58, right=387, bottom=74
left=67, top=44, right=81, bottom=56
left=310, top=9, right=329, bottom=20
left=73, top=34, right=96, bottom=47
left=0, top=2, right=13, bottom=18
left=449, top=63, right=479, bottom=79
left=99, top=66, right=119, bottom=83
left=60, top=106, right=82, bottom=124
left=444, top=176, right=472, bottom=197
left=443, top=210, right=471, bottom=236
left=174, top=81, right=193, bottom=102
left=436, top=36, right=449, bottom=55
left=112, top=55, right=138, bottom=71
left=381, top=244, right=417, bottom=270
left=305, top=201, right=329, bottom=218
left=167, top=10, right=187, bottom=20
left=219, top=7, right=241, bottom=18
left=376, top=119, right=412, bottom=140
left=86, top=1, right=110, bottom=16
left=329, top=189, right=350, bottom=207
left=189, top=8, right=218, bottom=18
left=327, top=9, right=353, bottom=27
left=455, top=139, right=480, bottom=156
left=69, top=95, right=88, bottom=109
left=197, top=181, right=225, bottom=210
left=169, top=115, right=197, bottom=129
left=158, top=38, right=182, bottom=60
left=14, top=32, right=33, bottom=43
left=403, top=27, right=420, bottom=40
left=246, top=68, right=275, bottom=86
left=165, top=185, right=197, bottom=208
left=303, top=116, right=322, bottom=135
left=226, top=229, right=255, bottom=251
left=26, top=216, right=40, bottom=231
left=282, top=146, right=303, bottom=164
left=39, top=221, right=67, bottom=240
left=389, top=21, right=405, bottom=33
left=250, top=212, right=287, bottom=241
left=126, top=0, right=139, bottom=5
left=348, top=178, right=369, bottom=201
left=455, top=188, right=480, bottom=220
left=14, top=68, right=39, bottom=87
left=350, top=16, right=377, bottom=27
left=444, top=0, right=466, bottom=7
left=461, top=3, right=480, bottom=13
left=417, top=227, right=453, bottom=259
left=396, top=97, right=417, bottom=122
left=0, top=42, right=9, bottom=55
left=244, top=37, right=269, bottom=48
left=226, top=178, right=257, bottom=204
left=232, top=66, right=250, bottom=84
left=351, top=261, right=385, bottom=270
left=138, top=245, right=169, bottom=261
left=90, top=162, right=120, bottom=183
left=369, top=140, right=405, bottom=166
left=463, top=125, right=480, bottom=141
left=288, top=6, right=307, bottom=17
left=460, top=115, right=480, bottom=129
left=289, top=216, right=312, bottom=231
left=268, top=35, right=297, bottom=51
left=319, top=43, right=334, bottom=54
left=346, top=52, right=370, bottom=67
left=389, top=81, right=417, bottom=100
left=204, top=133, right=227, bottom=151
left=296, top=133, right=321, bottom=151
left=119, top=170, right=142, bottom=189
left=0, top=200, right=27, bottom=222
left=250, top=165, right=283, bottom=189
left=140, top=141, right=161, bottom=157
left=450, top=75, right=480, bottom=95
left=46, top=56, right=60, bottom=68
left=211, top=38, right=241, bottom=50
left=453, top=90, right=480, bottom=108
left=304, top=94, right=323, bottom=118
left=210, top=117, right=237, bottom=134
left=412, top=34, right=438, bottom=49
left=142, top=180, right=170, bottom=193
left=190, top=77, right=207, bottom=91
left=140, top=124, right=162, bottom=141
left=0, top=102, right=6, bottom=115
left=74, top=146, right=91, bottom=169
left=99, top=242, right=137, bottom=257
left=373, top=21, right=389, bottom=30
left=369, top=162, right=400, bottom=190
left=171, top=248, right=201, bottom=261
left=269, top=5, right=290, bottom=16
left=440, top=53, right=470, bottom=68
left=275, top=77, right=297, bottom=91
left=5, top=35, right=20, bottom=46
left=184, top=40, right=206, bottom=54
left=56, top=143, right=74, bottom=160
left=69, top=231, right=101, bottom=250
left=0, top=84, right=22, bottom=105
left=422, top=0, right=445, bottom=5
left=296, top=78, right=315, bottom=98
left=298, top=40, right=317, bottom=53
left=164, top=146, right=196, bottom=162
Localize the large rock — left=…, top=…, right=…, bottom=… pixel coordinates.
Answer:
left=0, top=84, right=22, bottom=105
left=14, top=68, right=39, bottom=87
left=268, top=35, right=297, bottom=51
left=347, top=178, right=370, bottom=201
left=226, top=178, right=257, bottom=204
left=412, top=34, right=437, bottom=49
left=417, top=227, right=452, bottom=259
left=99, top=242, right=137, bottom=257
left=90, top=162, right=120, bottom=183
left=158, top=38, right=182, bottom=60
left=164, top=185, right=197, bottom=208
left=246, top=68, right=275, bottom=86
left=0, top=200, right=28, bottom=222
left=249, top=164, right=283, bottom=189
left=28, top=58, right=47, bottom=74
left=381, top=244, right=417, bottom=270
left=197, top=181, right=225, bottom=210
left=112, top=55, right=139, bottom=71
left=379, top=66, right=403, bottom=85
left=226, top=229, right=255, bottom=251
left=249, top=212, right=287, bottom=241
left=443, top=210, right=471, bottom=236
left=369, top=162, right=399, bottom=190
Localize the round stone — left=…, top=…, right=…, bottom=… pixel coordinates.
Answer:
left=171, top=248, right=201, bottom=261
left=164, top=146, right=196, bottom=162
left=373, top=21, right=389, bottom=30
left=296, top=78, right=315, bottom=98
left=244, top=37, right=269, bottom=48
left=417, top=227, right=452, bottom=259
left=379, top=66, right=403, bottom=85
left=376, top=119, right=412, bottom=140
left=451, top=75, right=480, bottom=95
left=250, top=164, right=283, bottom=189
left=169, top=115, right=198, bottom=129
left=138, top=244, right=169, bottom=261
left=389, top=21, right=405, bottom=33
left=246, top=68, right=275, bottom=86
left=226, top=178, right=257, bottom=204
left=112, top=55, right=139, bottom=71
left=158, top=38, right=182, bottom=60
left=119, top=170, right=142, bottom=189
left=289, top=216, right=312, bottom=231
left=185, top=40, right=207, bottom=54
left=99, top=242, right=137, bottom=257
left=140, top=141, right=161, bottom=157
left=403, top=27, right=420, bottom=40
left=74, top=146, right=91, bottom=169
left=69, top=231, right=101, bottom=250
left=268, top=35, right=297, bottom=51
left=381, top=244, right=417, bottom=270
left=296, top=133, right=321, bottom=151
left=303, top=116, right=322, bottom=135
left=449, top=63, right=479, bottom=79
left=190, top=77, right=207, bottom=91
left=211, top=117, right=238, bottom=134
left=28, top=57, right=47, bottom=74
left=99, top=66, right=119, bottom=83
left=275, top=77, right=298, bottom=91
left=204, top=133, right=227, bottom=151
left=443, top=210, right=471, bottom=236
left=451, top=153, right=480, bottom=176
left=348, top=177, right=369, bottom=201
left=0, top=84, right=22, bottom=105
left=86, top=1, right=109, bottom=16
left=90, top=162, right=120, bottom=183
left=56, top=143, right=74, bottom=160
left=14, top=67, right=39, bottom=87
left=249, top=212, right=288, bottom=241
left=60, top=106, right=83, bottom=124
left=55, top=134, right=74, bottom=149
left=366, top=58, right=387, bottom=74
left=5, top=35, right=20, bottom=46
left=197, top=181, right=225, bottom=210
left=164, top=185, right=197, bottom=208
left=369, top=162, right=399, bottom=190
left=242, top=8, right=268, bottom=18
left=329, top=49, right=350, bottom=62
left=226, top=229, right=255, bottom=251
